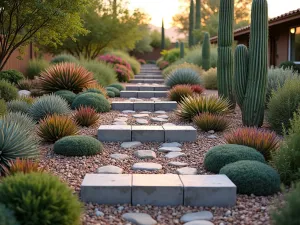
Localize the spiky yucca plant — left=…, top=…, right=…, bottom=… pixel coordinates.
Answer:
left=190, top=84, right=205, bottom=94
left=176, top=95, right=231, bottom=121
left=73, top=106, right=100, bottom=127
left=193, top=112, right=229, bottom=131
left=37, top=114, right=78, bottom=143
left=7, top=100, right=31, bottom=114
left=224, top=127, right=280, bottom=160
left=168, top=85, right=194, bottom=102
left=1, top=158, right=44, bottom=176
left=165, top=68, right=202, bottom=88
left=2, top=112, right=36, bottom=132
left=39, top=63, right=96, bottom=93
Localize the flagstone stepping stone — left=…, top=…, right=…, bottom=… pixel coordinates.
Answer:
left=176, top=167, right=198, bottom=175
left=140, top=111, right=152, bottom=114
left=122, top=110, right=136, bottom=114
left=132, top=163, right=162, bottom=171
left=165, top=152, right=185, bottom=159
left=115, top=117, right=128, bottom=122
left=208, top=130, right=215, bottom=134
left=133, top=114, right=149, bottom=118
left=134, top=150, right=156, bottom=159
left=113, top=121, right=127, bottom=125
left=180, top=211, right=213, bottom=223
left=110, top=153, right=129, bottom=160
left=207, top=135, right=218, bottom=139
left=157, top=115, right=169, bottom=119
left=122, top=213, right=157, bottom=225
left=168, top=161, right=188, bottom=167
left=150, top=117, right=168, bottom=122
left=96, top=165, right=123, bottom=174
left=158, top=147, right=182, bottom=152
left=121, top=141, right=142, bottom=149
left=118, top=114, right=128, bottom=117
left=184, top=220, right=214, bottom=225
left=163, top=123, right=176, bottom=126
left=154, top=110, right=167, bottom=114
left=136, top=119, right=149, bottom=125
left=161, top=142, right=182, bottom=148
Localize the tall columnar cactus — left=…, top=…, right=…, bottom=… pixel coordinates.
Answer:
left=234, top=0, right=268, bottom=127
left=195, top=0, right=201, bottom=44
left=175, top=41, right=179, bottom=48
left=161, top=19, right=165, bottom=50
left=188, top=0, right=195, bottom=47
left=217, top=0, right=236, bottom=108
left=202, top=32, right=211, bottom=71
left=180, top=42, right=185, bottom=58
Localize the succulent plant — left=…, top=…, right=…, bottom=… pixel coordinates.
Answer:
left=168, top=85, right=194, bottom=102
left=165, top=68, right=202, bottom=88
left=193, top=112, right=229, bottom=132
left=73, top=106, right=100, bottom=127
left=2, top=112, right=36, bottom=132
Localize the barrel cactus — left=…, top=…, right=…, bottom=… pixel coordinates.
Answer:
left=202, top=32, right=211, bottom=71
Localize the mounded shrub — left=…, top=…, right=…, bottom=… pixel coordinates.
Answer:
left=162, top=63, right=202, bottom=78
left=193, top=113, right=229, bottom=132
left=54, top=90, right=77, bottom=105
left=17, top=79, right=33, bottom=90
left=204, top=144, right=266, bottom=173
left=3, top=112, right=36, bottom=132
left=0, top=172, right=82, bottom=225
left=0, top=203, right=20, bottom=225
left=165, top=68, right=202, bottom=88
left=203, top=68, right=218, bottom=90
left=0, top=99, right=7, bottom=116
left=107, top=90, right=115, bottom=98
left=29, top=94, right=70, bottom=121
left=0, top=70, right=24, bottom=84
left=54, top=135, right=103, bottom=156
left=190, top=84, right=205, bottom=94
left=72, top=92, right=110, bottom=113
left=106, top=86, right=120, bottom=97
left=108, top=83, right=124, bottom=91
left=50, top=54, right=79, bottom=64
left=219, top=160, right=280, bottom=196
left=168, top=85, right=194, bottom=102
left=114, top=64, right=133, bottom=82
left=107, top=51, right=141, bottom=74
left=73, top=106, right=100, bottom=127
left=0, top=79, right=18, bottom=101
left=84, top=83, right=107, bottom=97
left=279, top=60, right=300, bottom=73
left=7, top=100, right=31, bottom=114
left=26, top=59, right=49, bottom=79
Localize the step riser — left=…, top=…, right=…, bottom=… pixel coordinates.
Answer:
left=98, top=125, right=197, bottom=142
left=126, top=86, right=169, bottom=91
left=120, top=91, right=168, bottom=98
left=130, top=79, right=164, bottom=84
left=111, top=102, right=177, bottom=111
left=81, top=174, right=237, bottom=206
left=135, top=76, right=163, bottom=79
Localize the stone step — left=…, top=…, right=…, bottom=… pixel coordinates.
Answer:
left=126, top=85, right=169, bottom=91
left=135, top=75, right=163, bottom=79
left=97, top=125, right=197, bottom=142
left=81, top=174, right=237, bottom=206
left=120, top=91, right=168, bottom=98
left=130, top=79, right=164, bottom=84
left=111, top=101, right=177, bottom=111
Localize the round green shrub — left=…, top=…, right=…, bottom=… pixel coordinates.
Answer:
left=0, top=70, right=24, bottom=84
left=219, top=160, right=280, bottom=196
left=54, top=90, right=76, bottom=105
left=83, top=88, right=103, bottom=95
left=0, top=99, right=7, bottom=116
left=106, top=86, right=120, bottom=97
left=7, top=100, right=31, bottom=114
left=29, top=94, right=70, bottom=121
left=0, top=203, right=20, bottom=225
left=0, top=172, right=82, bottom=225
left=107, top=90, right=115, bottom=98
left=54, top=135, right=103, bottom=156
left=165, top=68, right=202, bottom=88
left=108, top=83, right=124, bottom=91
left=204, top=144, right=266, bottom=173
left=72, top=92, right=110, bottom=113
left=0, top=79, right=18, bottom=101
left=50, top=54, right=79, bottom=64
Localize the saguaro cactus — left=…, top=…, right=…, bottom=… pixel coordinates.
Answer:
left=195, top=0, right=201, bottom=44
left=161, top=19, right=165, bottom=50
left=217, top=0, right=235, bottom=108
left=234, top=0, right=268, bottom=127
left=202, top=32, right=211, bottom=71
left=180, top=42, right=185, bottom=58
left=189, top=0, right=195, bottom=47
left=175, top=41, right=179, bottom=48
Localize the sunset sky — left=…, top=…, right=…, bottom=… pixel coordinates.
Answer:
left=128, top=0, right=300, bottom=28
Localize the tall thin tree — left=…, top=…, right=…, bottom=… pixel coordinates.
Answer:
left=188, top=0, right=195, bottom=47
left=195, top=0, right=201, bottom=44
left=161, top=19, right=165, bottom=50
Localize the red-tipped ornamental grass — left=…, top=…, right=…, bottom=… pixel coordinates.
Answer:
left=37, top=114, right=78, bottom=142
left=1, top=158, right=45, bottom=176
left=168, top=85, right=194, bottom=102
left=190, top=84, right=205, bottom=94
left=193, top=112, right=229, bottom=132
left=39, top=62, right=97, bottom=93
left=73, top=106, right=100, bottom=127
left=224, top=127, right=281, bottom=160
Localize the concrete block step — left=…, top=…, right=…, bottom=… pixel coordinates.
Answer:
left=135, top=75, right=163, bottom=79
left=126, top=85, right=169, bottom=91
left=120, top=91, right=168, bottom=98
left=130, top=79, right=164, bottom=84
left=97, top=125, right=197, bottom=142
left=81, top=174, right=237, bottom=206
left=111, top=101, right=177, bottom=111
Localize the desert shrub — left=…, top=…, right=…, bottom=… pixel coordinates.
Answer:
left=168, top=85, right=194, bottom=102
left=138, top=59, right=146, bottom=64
left=7, top=100, right=31, bottom=114
left=99, top=54, right=132, bottom=71
left=84, top=83, right=107, bottom=97
left=1, top=158, right=44, bottom=176
left=161, top=48, right=181, bottom=64
left=0, top=70, right=24, bottom=84
left=162, top=63, right=202, bottom=78
left=156, top=57, right=164, bottom=66
left=193, top=112, right=229, bottom=132
left=106, top=86, right=120, bottom=97
left=0, top=172, right=82, bottom=225
left=73, top=106, right=99, bottom=127
left=272, top=182, right=300, bottom=225
left=16, top=79, right=33, bottom=90
left=0, top=79, right=18, bottom=101
left=50, top=54, right=79, bottom=64
left=225, top=127, right=280, bottom=161
left=107, top=91, right=115, bottom=98
left=29, top=94, right=70, bottom=121
left=279, top=61, right=300, bottom=73
left=37, top=114, right=78, bottom=142
left=267, top=78, right=300, bottom=133
left=54, top=135, right=103, bottom=156
left=0, top=99, right=7, bottom=116
left=39, top=62, right=97, bottom=93
left=107, top=51, right=140, bottom=74
left=165, top=68, right=202, bottom=88
left=108, top=83, right=124, bottom=91
left=54, top=90, right=76, bottom=105
left=177, top=95, right=230, bottom=121
left=219, top=160, right=280, bottom=196
left=0, top=203, right=20, bottom=225
left=2, top=112, right=36, bottom=132
left=18, top=96, right=34, bottom=104
left=81, top=60, right=117, bottom=86
left=0, top=117, right=38, bottom=175
left=72, top=92, right=110, bottom=113
left=26, top=59, right=49, bottom=79
left=190, top=84, right=205, bottom=94
left=202, top=68, right=218, bottom=89
left=204, top=144, right=266, bottom=173
left=158, top=61, right=169, bottom=70
left=114, top=64, right=133, bottom=82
